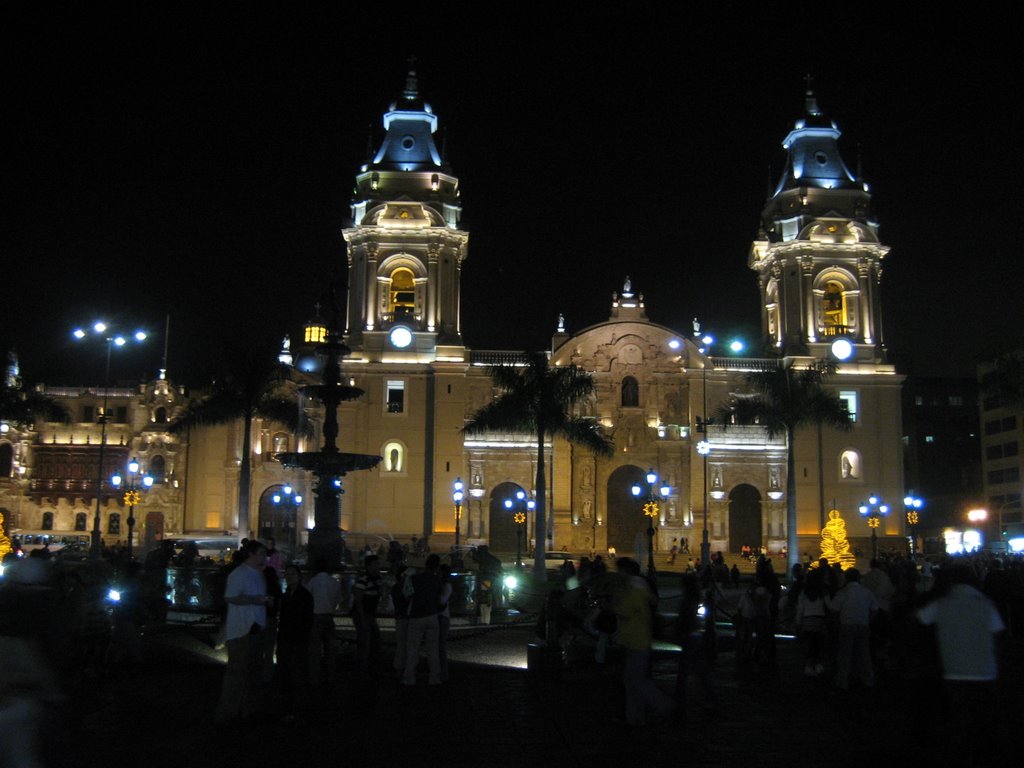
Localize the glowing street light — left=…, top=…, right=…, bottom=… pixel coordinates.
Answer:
left=110, top=457, right=153, bottom=559
left=452, top=477, right=465, bottom=568
left=503, top=489, right=534, bottom=568
left=859, top=495, right=890, bottom=560
left=904, top=494, right=923, bottom=555
left=631, top=469, right=670, bottom=578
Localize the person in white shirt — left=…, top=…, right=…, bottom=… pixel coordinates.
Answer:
left=307, top=559, right=341, bottom=685
left=917, top=563, right=1007, bottom=763
left=826, top=567, right=877, bottom=690
left=215, top=541, right=270, bottom=722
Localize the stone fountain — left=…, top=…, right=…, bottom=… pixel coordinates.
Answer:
left=276, top=313, right=380, bottom=569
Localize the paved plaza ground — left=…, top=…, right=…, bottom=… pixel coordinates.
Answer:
left=58, top=597, right=1020, bottom=768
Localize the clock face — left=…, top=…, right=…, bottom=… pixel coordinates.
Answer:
left=389, top=326, right=413, bottom=349
left=831, top=338, right=853, bottom=361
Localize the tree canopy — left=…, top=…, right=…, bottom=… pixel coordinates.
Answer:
left=464, top=352, right=613, bottom=577
left=715, top=361, right=852, bottom=569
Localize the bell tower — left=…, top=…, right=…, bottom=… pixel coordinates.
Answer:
left=749, top=87, right=889, bottom=362
left=343, top=66, right=469, bottom=361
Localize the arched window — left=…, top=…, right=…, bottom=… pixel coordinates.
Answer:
left=154, top=407, right=168, bottom=424
left=621, top=376, right=639, bottom=408
left=388, top=267, right=416, bottom=321
left=108, top=513, right=121, bottom=535
left=42, top=512, right=54, bottom=530
left=823, top=280, right=848, bottom=336
left=74, top=512, right=87, bottom=531
left=272, top=433, right=289, bottom=454
left=0, top=443, right=12, bottom=478
left=382, top=440, right=406, bottom=473
left=149, top=455, right=166, bottom=484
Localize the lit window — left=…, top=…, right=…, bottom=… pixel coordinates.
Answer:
left=108, top=513, right=121, bottom=535
left=42, top=512, right=54, bottom=530
left=386, top=380, right=405, bottom=414
left=74, top=512, right=87, bottom=531
left=839, top=390, right=858, bottom=423
left=389, top=268, right=416, bottom=321
left=304, top=323, right=326, bottom=344
left=822, top=280, right=849, bottom=336
left=924, top=435, right=935, bottom=444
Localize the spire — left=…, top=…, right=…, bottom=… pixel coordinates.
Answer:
left=772, top=83, right=858, bottom=196
left=803, top=73, right=821, bottom=116
left=403, top=56, right=420, bottom=102
left=368, top=61, right=442, bottom=172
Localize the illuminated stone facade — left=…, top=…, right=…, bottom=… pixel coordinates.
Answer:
left=0, top=81, right=907, bottom=561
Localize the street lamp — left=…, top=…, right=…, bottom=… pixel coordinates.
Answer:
left=73, top=322, right=147, bottom=559
left=110, top=457, right=153, bottom=559
left=503, top=490, right=532, bottom=568
left=903, top=494, right=923, bottom=556
left=631, top=469, right=670, bottom=578
left=696, top=331, right=715, bottom=571
left=452, top=477, right=464, bottom=568
left=271, top=485, right=303, bottom=507
left=859, top=495, right=890, bottom=560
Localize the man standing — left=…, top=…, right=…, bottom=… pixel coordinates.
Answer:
left=402, top=553, right=442, bottom=686
left=917, top=564, right=1006, bottom=762
left=307, top=559, right=341, bottom=685
left=352, top=554, right=383, bottom=676
left=216, top=540, right=270, bottom=722
left=613, top=557, right=675, bottom=725
left=827, top=567, right=878, bottom=690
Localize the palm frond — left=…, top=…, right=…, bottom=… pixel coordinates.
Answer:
left=557, top=417, right=614, bottom=457
left=257, top=396, right=313, bottom=437
left=0, top=384, right=70, bottom=426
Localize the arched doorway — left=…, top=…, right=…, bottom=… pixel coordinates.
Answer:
left=728, top=484, right=762, bottom=552
left=606, top=465, right=647, bottom=558
left=257, top=485, right=301, bottom=558
left=488, top=482, right=524, bottom=555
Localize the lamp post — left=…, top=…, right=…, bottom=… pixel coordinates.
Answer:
left=859, top=495, right=889, bottom=561
left=504, top=490, right=532, bottom=568
left=696, top=331, right=715, bottom=570
left=269, top=485, right=302, bottom=548
left=631, top=469, right=670, bottom=578
left=452, top=477, right=464, bottom=569
left=73, top=322, right=147, bottom=559
left=110, top=457, right=153, bottom=559
left=903, top=494, right=923, bottom=557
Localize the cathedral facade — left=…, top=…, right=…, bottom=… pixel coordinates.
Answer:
left=0, top=77, right=906, bottom=563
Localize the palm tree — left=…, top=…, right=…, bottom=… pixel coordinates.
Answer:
left=464, top=352, right=614, bottom=579
left=715, top=361, right=852, bottom=570
left=0, top=379, right=70, bottom=426
left=171, top=346, right=304, bottom=543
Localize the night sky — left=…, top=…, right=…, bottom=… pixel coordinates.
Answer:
left=5, top=7, right=1021, bottom=387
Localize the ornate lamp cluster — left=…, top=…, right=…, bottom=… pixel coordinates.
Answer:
left=111, top=457, right=153, bottom=559
left=632, top=468, right=670, bottom=577
left=859, top=495, right=889, bottom=559
left=504, top=489, right=534, bottom=568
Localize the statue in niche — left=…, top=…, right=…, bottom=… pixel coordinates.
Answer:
left=582, top=499, right=592, bottom=519
left=841, top=452, right=858, bottom=479
left=581, top=465, right=592, bottom=488
left=389, top=447, right=401, bottom=472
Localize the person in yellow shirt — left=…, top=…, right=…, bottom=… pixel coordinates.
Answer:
left=612, top=558, right=675, bottom=726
